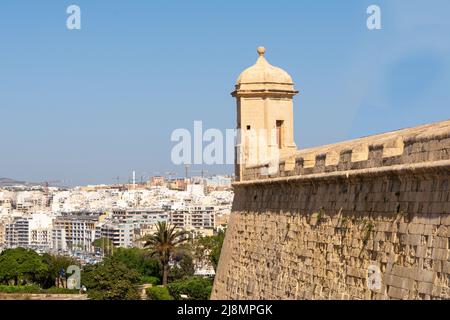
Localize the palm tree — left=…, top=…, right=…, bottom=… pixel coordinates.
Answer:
left=143, top=221, right=189, bottom=285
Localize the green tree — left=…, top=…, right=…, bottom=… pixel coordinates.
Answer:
left=0, top=250, right=19, bottom=285
left=110, top=247, right=160, bottom=281
left=39, top=253, right=78, bottom=289
left=193, top=230, right=226, bottom=271
left=169, top=249, right=195, bottom=282
left=81, top=258, right=140, bottom=300
left=0, top=248, right=48, bottom=285
left=142, top=221, right=189, bottom=285
left=210, top=230, right=225, bottom=271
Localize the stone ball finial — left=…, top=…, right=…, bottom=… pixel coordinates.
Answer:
left=257, top=46, right=266, bottom=56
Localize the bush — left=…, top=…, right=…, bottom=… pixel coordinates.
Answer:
left=0, top=284, right=42, bottom=294
left=140, top=276, right=160, bottom=285
left=44, top=287, right=79, bottom=294
left=0, top=285, right=78, bottom=294
left=167, top=277, right=213, bottom=300
left=146, top=286, right=173, bottom=300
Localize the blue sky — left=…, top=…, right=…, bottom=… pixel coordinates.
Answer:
left=0, top=0, right=449, bottom=186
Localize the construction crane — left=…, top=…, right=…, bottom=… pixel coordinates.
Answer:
left=184, top=166, right=209, bottom=186
left=165, top=171, right=177, bottom=181
left=41, top=180, right=62, bottom=207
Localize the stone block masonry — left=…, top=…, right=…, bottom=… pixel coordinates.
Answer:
left=212, top=120, right=450, bottom=300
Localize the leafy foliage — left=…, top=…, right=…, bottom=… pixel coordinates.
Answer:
left=39, top=253, right=78, bottom=289
left=81, top=258, right=140, bottom=300
left=169, top=249, right=195, bottom=282
left=78, top=247, right=166, bottom=299
left=193, top=230, right=226, bottom=271
left=110, top=247, right=160, bottom=280
left=0, top=285, right=79, bottom=294
left=167, top=277, right=213, bottom=300
left=0, top=248, right=49, bottom=285
left=139, top=276, right=160, bottom=285
left=146, top=286, right=174, bottom=300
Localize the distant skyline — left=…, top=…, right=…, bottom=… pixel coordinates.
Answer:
left=1, top=0, right=449, bottom=186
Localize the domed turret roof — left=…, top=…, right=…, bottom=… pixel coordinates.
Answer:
left=236, top=47, right=293, bottom=85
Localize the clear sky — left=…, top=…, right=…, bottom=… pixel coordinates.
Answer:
left=1, top=0, right=449, bottom=186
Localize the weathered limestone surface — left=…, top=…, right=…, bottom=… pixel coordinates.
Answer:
left=212, top=121, right=450, bottom=300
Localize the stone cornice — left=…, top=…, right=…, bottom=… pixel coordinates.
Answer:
left=234, top=159, right=450, bottom=187
left=231, top=89, right=299, bottom=98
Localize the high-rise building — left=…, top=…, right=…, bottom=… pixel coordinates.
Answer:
left=28, top=213, right=53, bottom=250
left=5, top=217, right=30, bottom=248
left=98, top=222, right=135, bottom=248
left=0, top=220, right=7, bottom=247
left=170, top=205, right=215, bottom=231
left=52, top=215, right=97, bottom=252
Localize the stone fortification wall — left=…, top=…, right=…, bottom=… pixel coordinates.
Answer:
left=212, top=120, right=450, bottom=300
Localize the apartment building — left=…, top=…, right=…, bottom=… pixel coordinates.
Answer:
left=112, top=208, right=169, bottom=224
left=0, top=196, right=13, bottom=215
left=28, top=213, right=53, bottom=250
left=15, top=192, right=47, bottom=213
left=0, top=220, right=6, bottom=247
left=97, top=222, right=135, bottom=248
left=52, top=215, right=98, bottom=252
left=5, top=216, right=30, bottom=248
left=170, top=205, right=215, bottom=231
